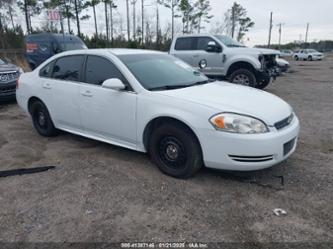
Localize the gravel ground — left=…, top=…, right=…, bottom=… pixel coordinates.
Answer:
left=0, top=55, right=332, bottom=244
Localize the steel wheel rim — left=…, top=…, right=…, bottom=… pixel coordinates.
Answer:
left=159, top=136, right=187, bottom=169
left=233, top=74, right=250, bottom=86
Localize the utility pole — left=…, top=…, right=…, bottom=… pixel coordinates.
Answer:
left=305, top=23, right=309, bottom=43
left=268, top=11, right=273, bottom=48
left=277, top=23, right=285, bottom=50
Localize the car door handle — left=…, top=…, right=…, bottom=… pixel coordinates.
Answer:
left=81, top=90, right=93, bottom=97
left=42, top=83, right=52, bottom=89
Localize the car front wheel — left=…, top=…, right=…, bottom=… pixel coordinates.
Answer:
left=229, top=69, right=256, bottom=87
left=256, top=78, right=271, bottom=89
left=30, top=100, right=58, bottom=137
left=149, top=122, right=202, bottom=178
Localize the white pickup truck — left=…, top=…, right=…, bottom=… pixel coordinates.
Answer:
left=169, top=34, right=280, bottom=89
left=293, top=49, right=324, bottom=61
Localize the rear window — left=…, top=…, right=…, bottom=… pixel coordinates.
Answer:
left=52, top=55, right=85, bottom=82
left=175, top=37, right=196, bottom=51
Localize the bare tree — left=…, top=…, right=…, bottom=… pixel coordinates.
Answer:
left=131, top=0, right=137, bottom=40
left=141, top=0, right=144, bottom=44
left=126, top=0, right=130, bottom=40
left=109, top=0, right=117, bottom=42
left=162, top=0, right=179, bottom=40
left=87, top=0, right=100, bottom=37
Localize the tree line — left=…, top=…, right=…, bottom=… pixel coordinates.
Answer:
left=0, top=0, right=257, bottom=49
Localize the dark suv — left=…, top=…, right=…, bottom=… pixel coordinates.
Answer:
left=0, top=58, right=21, bottom=101
left=25, top=33, right=87, bottom=70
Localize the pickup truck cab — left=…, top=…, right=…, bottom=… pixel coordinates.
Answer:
left=170, top=34, right=280, bottom=89
left=293, top=49, right=324, bottom=61
left=25, top=33, right=87, bottom=70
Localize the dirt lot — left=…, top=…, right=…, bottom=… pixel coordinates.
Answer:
left=0, top=56, right=332, bottom=244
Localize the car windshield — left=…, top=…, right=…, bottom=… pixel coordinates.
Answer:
left=0, top=58, right=6, bottom=65
left=118, top=53, right=211, bottom=91
left=214, top=35, right=246, bottom=48
left=308, top=49, right=318, bottom=53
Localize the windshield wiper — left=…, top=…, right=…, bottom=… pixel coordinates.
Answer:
left=148, top=85, right=192, bottom=91
left=228, top=45, right=246, bottom=48
left=148, top=79, right=215, bottom=91
left=189, top=78, right=216, bottom=86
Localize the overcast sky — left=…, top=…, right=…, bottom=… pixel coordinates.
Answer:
left=28, top=0, right=333, bottom=47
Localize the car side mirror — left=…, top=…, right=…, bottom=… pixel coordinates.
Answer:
left=207, top=41, right=221, bottom=53
left=102, top=78, right=126, bottom=91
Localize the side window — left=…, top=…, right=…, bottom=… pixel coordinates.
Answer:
left=52, top=55, right=84, bottom=82
left=175, top=37, right=196, bottom=50
left=39, top=61, right=54, bottom=78
left=196, top=37, right=215, bottom=50
left=84, top=55, right=129, bottom=87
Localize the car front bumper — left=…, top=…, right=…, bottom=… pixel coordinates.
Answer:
left=199, top=115, right=300, bottom=171
left=312, top=55, right=324, bottom=60
left=0, top=81, right=16, bottom=101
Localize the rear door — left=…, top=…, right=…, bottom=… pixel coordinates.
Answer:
left=79, top=55, right=137, bottom=148
left=47, top=55, right=84, bottom=131
left=171, top=37, right=197, bottom=66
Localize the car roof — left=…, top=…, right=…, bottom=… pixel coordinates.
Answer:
left=175, top=33, right=215, bottom=38
left=54, top=48, right=165, bottom=57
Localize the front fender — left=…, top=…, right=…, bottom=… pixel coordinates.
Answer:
left=225, top=54, right=262, bottom=71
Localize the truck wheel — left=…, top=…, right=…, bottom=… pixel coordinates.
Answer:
left=149, top=122, right=202, bottom=178
left=256, top=79, right=270, bottom=89
left=230, top=69, right=256, bottom=87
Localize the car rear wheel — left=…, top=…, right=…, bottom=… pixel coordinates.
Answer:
left=149, top=122, right=202, bottom=178
left=230, top=69, right=256, bottom=87
left=30, top=100, right=58, bottom=137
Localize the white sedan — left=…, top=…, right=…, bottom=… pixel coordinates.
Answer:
left=16, top=49, right=300, bottom=178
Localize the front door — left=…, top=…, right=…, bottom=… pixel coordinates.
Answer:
left=192, top=37, right=224, bottom=76
left=79, top=55, right=137, bottom=148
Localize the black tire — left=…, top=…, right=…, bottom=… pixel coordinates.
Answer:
left=149, top=122, right=202, bottom=178
left=308, top=56, right=313, bottom=61
left=229, top=69, right=256, bottom=87
left=256, top=78, right=271, bottom=89
left=294, top=56, right=299, bottom=61
left=30, top=100, right=58, bottom=137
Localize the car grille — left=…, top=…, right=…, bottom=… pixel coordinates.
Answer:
left=0, top=71, right=19, bottom=83
left=0, top=85, right=16, bottom=94
left=274, top=113, right=294, bottom=130
left=229, top=155, right=274, bottom=163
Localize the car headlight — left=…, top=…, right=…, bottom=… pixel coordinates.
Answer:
left=209, top=113, right=268, bottom=134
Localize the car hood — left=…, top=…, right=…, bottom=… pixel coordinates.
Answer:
left=229, top=47, right=280, bottom=55
left=155, top=82, right=292, bottom=125
left=0, top=63, right=19, bottom=72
